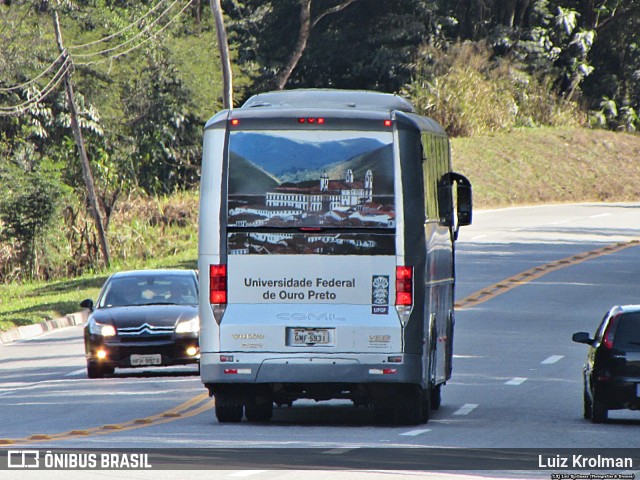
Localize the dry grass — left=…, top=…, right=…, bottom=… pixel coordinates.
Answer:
left=451, top=127, right=640, bottom=208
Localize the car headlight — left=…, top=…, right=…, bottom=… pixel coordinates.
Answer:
left=176, top=318, right=199, bottom=334
left=89, top=320, right=116, bottom=337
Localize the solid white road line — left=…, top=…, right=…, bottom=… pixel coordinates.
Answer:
left=505, top=377, right=527, bottom=385
left=65, top=368, right=86, bottom=376
left=453, top=404, right=478, bottom=416
left=541, top=355, right=564, bottom=364
left=322, top=448, right=359, bottom=455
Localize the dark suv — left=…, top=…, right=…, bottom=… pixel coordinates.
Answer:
left=573, top=305, right=640, bottom=423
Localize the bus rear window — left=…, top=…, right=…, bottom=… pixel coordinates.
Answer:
left=227, top=130, right=395, bottom=230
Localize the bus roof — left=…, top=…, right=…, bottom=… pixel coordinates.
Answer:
left=242, top=89, right=415, bottom=113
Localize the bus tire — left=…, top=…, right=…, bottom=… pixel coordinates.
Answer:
left=421, top=387, right=431, bottom=423
left=430, top=384, right=442, bottom=410
left=245, top=401, right=273, bottom=422
left=215, top=404, right=244, bottom=423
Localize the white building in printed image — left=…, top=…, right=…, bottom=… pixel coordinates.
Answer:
left=265, top=169, right=373, bottom=212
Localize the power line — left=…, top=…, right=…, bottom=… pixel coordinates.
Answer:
left=76, top=0, right=194, bottom=66
left=70, top=0, right=182, bottom=59
left=0, top=0, right=194, bottom=114
left=67, top=0, right=171, bottom=51
left=0, top=54, right=72, bottom=116
left=0, top=52, right=66, bottom=92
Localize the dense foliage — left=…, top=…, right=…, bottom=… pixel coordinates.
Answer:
left=0, top=0, right=639, bottom=282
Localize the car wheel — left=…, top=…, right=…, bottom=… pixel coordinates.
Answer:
left=583, top=386, right=592, bottom=419
left=591, top=387, right=608, bottom=423
left=87, top=362, right=113, bottom=379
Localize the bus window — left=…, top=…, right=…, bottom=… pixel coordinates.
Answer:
left=227, top=129, right=396, bottom=255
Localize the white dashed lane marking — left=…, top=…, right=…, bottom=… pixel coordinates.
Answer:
left=453, top=404, right=478, bottom=416
left=322, top=448, right=359, bottom=454
left=505, top=377, right=527, bottom=386
left=541, top=355, right=564, bottom=364
left=228, top=471, right=268, bottom=477
left=399, top=428, right=431, bottom=436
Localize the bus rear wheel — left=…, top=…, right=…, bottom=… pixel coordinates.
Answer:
left=214, top=392, right=244, bottom=423
left=215, top=404, right=243, bottom=423
left=245, top=401, right=273, bottom=422
left=373, top=386, right=427, bottom=425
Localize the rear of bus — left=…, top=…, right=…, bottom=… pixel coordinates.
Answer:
left=199, top=91, right=427, bottom=423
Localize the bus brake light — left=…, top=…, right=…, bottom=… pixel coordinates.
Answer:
left=210, top=264, right=227, bottom=304
left=298, top=117, right=325, bottom=124
left=396, top=266, right=413, bottom=306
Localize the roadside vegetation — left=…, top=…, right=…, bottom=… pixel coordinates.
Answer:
left=1, top=1, right=640, bottom=330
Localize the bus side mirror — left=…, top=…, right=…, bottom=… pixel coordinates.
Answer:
left=456, top=180, right=472, bottom=227
left=437, top=179, right=454, bottom=227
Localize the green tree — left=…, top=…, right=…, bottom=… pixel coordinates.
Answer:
left=121, top=45, right=202, bottom=194
left=224, top=0, right=438, bottom=95
left=0, top=159, right=66, bottom=280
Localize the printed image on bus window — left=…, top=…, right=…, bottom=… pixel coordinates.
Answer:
left=227, top=130, right=395, bottom=256
left=227, top=130, right=395, bottom=230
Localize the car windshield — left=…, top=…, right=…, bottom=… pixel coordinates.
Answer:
left=99, top=275, right=197, bottom=308
left=614, top=312, right=640, bottom=351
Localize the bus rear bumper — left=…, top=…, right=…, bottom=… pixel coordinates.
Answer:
left=200, top=352, right=423, bottom=385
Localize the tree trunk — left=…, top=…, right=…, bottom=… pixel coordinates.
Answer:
left=275, top=0, right=312, bottom=90
left=275, top=0, right=359, bottom=90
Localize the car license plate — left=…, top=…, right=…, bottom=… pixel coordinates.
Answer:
left=130, top=354, right=162, bottom=366
left=292, top=328, right=330, bottom=345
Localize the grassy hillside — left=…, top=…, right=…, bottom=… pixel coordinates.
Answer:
left=452, top=127, right=640, bottom=208
left=1, top=127, right=639, bottom=330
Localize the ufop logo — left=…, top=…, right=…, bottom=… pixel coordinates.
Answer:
left=8, top=450, right=40, bottom=468
left=371, top=275, right=389, bottom=314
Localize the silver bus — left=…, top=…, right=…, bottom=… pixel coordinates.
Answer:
left=198, top=89, right=472, bottom=424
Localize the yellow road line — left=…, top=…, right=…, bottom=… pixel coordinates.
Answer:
left=3, top=239, right=638, bottom=445
left=456, top=239, right=640, bottom=309
left=1, top=392, right=213, bottom=446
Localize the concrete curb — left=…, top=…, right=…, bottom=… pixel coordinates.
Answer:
left=0, top=310, right=88, bottom=345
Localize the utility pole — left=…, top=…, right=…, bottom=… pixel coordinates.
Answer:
left=52, top=11, right=111, bottom=268
left=210, top=0, right=233, bottom=109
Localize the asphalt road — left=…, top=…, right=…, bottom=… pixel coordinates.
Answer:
left=2, top=202, right=640, bottom=480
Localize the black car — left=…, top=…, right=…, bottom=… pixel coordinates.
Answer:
left=572, top=305, right=640, bottom=423
left=82, top=269, right=200, bottom=378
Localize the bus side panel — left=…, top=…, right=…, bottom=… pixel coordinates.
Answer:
left=419, top=132, right=455, bottom=389
left=198, top=123, right=228, bottom=355
left=396, top=127, right=428, bottom=386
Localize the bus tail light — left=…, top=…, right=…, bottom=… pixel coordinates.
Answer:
left=395, top=266, right=413, bottom=306
left=209, top=264, right=227, bottom=304
left=395, top=266, right=413, bottom=328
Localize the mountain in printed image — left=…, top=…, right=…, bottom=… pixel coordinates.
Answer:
left=229, top=132, right=386, bottom=176
left=228, top=152, right=279, bottom=195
